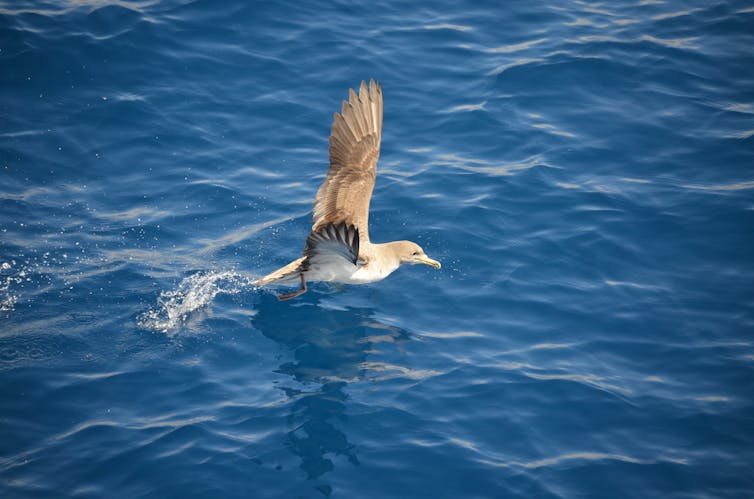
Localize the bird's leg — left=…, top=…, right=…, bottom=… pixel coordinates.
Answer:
left=278, top=273, right=307, bottom=301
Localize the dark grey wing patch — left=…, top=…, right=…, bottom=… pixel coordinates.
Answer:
left=304, top=222, right=360, bottom=266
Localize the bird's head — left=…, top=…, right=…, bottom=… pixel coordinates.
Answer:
left=393, top=241, right=441, bottom=269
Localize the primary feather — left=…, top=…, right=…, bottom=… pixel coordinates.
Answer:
left=312, top=80, right=382, bottom=242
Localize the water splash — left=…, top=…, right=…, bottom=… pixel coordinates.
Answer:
left=1, top=261, right=20, bottom=312
left=0, top=258, right=53, bottom=313
left=138, top=271, right=257, bottom=333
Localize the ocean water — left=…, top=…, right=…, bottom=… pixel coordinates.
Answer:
left=2, top=0, right=754, bottom=497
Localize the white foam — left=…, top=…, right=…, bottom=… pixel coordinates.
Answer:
left=138, top=271, right=257, bottom=333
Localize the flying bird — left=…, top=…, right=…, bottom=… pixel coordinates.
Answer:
left=252, top=80, right=441, bottom=300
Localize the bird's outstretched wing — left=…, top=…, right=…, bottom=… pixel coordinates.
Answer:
left=311, top=79, right=382, bottom=242
left=303, top=221, right=360, bottom=270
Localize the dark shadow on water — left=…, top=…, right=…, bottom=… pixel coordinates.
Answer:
left=252, top=291, right=411, bottom=495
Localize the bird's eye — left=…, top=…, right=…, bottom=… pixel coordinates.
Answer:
left=412, top=251, right=419, bottom=256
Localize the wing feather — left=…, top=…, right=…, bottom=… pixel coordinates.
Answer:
left=303, top=222, right=360, bottom=270
left=311, top=79, right=383, bottom=242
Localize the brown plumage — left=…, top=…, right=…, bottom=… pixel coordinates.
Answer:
left=313, top=79, right=382, bottom=241
left=253, top=80, right=440, bottom=300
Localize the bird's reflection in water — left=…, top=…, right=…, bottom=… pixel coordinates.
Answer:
left=253, top=292, right=410, bottom=494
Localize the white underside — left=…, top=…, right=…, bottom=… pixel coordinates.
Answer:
left=305, top=255, right=399, bottom=284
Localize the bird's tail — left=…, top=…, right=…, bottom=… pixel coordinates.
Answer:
left=252, top=257, right=306, bottom=286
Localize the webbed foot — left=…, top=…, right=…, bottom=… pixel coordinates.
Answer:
left=278, top=273, right=307, bottom=301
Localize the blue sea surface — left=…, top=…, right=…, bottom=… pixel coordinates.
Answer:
left=2, top=0, right=754, bottom=497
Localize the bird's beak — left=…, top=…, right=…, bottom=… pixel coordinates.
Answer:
left=417, top=255, right=441, bottom=269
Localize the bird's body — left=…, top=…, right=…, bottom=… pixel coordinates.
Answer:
left=252, top=80, right=440, bottom=299
left=308, top=242, right=403, bottom=284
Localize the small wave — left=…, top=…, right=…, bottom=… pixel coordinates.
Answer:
left=440, top=101, right=487, bottom=113
left=422, top=23, right=472, bottom=32
left=682, top=180, right=754, bottom=192
left=138, top=271, right=257, bottom=333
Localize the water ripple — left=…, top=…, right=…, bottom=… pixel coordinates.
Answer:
left=2, top=0, right=753, bottom=496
